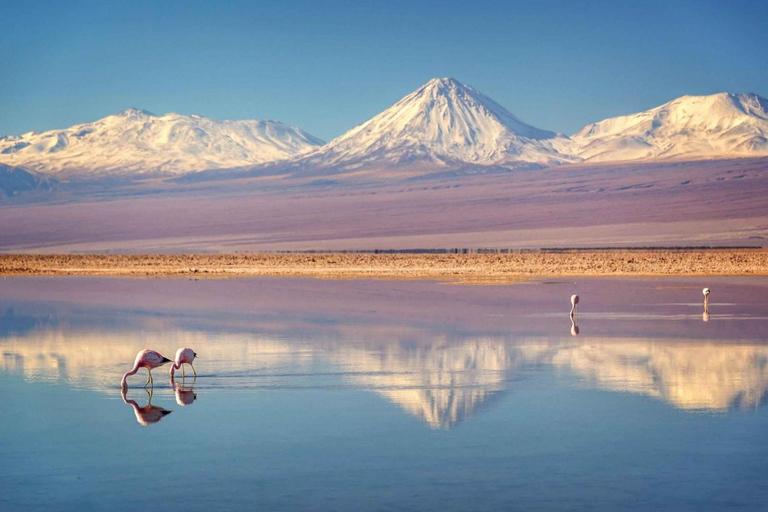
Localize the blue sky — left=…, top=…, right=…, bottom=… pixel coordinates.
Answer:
left=1, top=0, right=766, bottom=141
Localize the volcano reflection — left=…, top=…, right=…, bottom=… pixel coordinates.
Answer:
left=3, top=328, right=768, bottom=428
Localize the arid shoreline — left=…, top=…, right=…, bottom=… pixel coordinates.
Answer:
left=1, top=250, right=766, bottom=283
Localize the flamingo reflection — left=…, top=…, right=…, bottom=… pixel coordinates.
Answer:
left=570, top=315, right=580, bottom=336
left=171, top=377, right=198, bottom=406
left=121, top=387, right=172, bottom=426
left=703, top=287, right=711, bottom=320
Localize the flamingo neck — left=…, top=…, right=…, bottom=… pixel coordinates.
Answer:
left=170, top=362, right=181, bottom=376
left=121, top=365, right=139, bottom=388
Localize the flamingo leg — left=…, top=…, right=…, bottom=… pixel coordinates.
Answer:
left=190, top=363, right=197, bottom=377
left=182, top=364, right=186, bottom=378
left=144, top=369, right=151, bottom=387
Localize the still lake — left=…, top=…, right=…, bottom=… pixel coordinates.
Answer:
left=1, top=276, right=767, bottom=511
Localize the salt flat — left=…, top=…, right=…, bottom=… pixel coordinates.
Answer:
left=1, top=158, right=767, bottom=253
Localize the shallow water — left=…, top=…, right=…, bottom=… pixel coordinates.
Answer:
left=2, top=276, right=768, bottom=511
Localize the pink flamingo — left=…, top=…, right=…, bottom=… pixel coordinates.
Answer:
left=170, top=347, right=197, bottom=379
left=570, top=294, right=580, bottom=317
left=121, top=349, right=172, bottom=388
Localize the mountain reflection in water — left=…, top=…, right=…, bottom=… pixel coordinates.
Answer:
left=3, top=328, right=768, bottom=428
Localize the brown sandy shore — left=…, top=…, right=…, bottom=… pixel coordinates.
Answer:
left=1, top=250, right=767, bottom=283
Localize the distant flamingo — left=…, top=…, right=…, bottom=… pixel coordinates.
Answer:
left=170, top=347, right=197, bottom=379
left=703, top=287, right=710, bottom=308
left=570, top=294, right=580, bottom=317
left=121, top=387, right=172, bottom=425
left=121, top=349, right=172, bottom=388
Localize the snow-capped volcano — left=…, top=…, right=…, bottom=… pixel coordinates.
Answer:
left=289, top=78, right=575, bottom=174
left=572, top=92, right=768, bottom=162
left=0, top=108, right=324, bottom=177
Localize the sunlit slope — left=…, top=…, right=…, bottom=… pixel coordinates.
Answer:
left=573, top=93, right=768, bottom=162
left=269, top=78, right=575, bottom=178
left=0, top=108, right=323, bottom=177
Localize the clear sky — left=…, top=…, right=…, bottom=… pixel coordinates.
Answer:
left=1, top=0, right=766, bottom=141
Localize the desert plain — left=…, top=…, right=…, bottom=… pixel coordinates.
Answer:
left=2, top=249, right=766, bottom=282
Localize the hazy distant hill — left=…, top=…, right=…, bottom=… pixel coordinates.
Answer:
left=0, top=163, right=57, bottom=197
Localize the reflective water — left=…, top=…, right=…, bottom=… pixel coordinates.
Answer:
left=1, top=276, right=768, bottom=511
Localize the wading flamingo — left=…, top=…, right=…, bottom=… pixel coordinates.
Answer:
left=170, top=347, right=197, bottom=379
left=121, top=387, right=172, bottom=426
left=703, top=287, right=710, bottom=308
left=570, top=294, right=580, bottom=317
left=121, top=349, right=172, bottom=388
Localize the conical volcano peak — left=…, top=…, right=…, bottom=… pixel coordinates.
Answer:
left=429, top=77, right=460, bottom=84
left=410, top=77, right=484, bottom=106
left=422, top=77, right=464, bottom=90
left=291, top=78, right=575, bottom=175
left=411, top=77, right=482, bottom=102
left=396, top=78, right=560, bottom=141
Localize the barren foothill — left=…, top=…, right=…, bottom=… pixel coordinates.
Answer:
left=1, top=250, right=766, bottom=283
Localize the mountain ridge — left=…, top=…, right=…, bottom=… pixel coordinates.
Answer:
left=3, top=82, right=768, bottom=185
left=572, top=92, right=768, bottom=162
left=0, top=109, right=324, bottom=177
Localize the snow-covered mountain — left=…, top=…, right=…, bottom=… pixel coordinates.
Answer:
left=0, top=108, right=324, bottom=177
left=573, top=92, right=768, bottom=162
left=4, top=87, right=768, bottom=187
left=283, top=78, right=575, bottom=175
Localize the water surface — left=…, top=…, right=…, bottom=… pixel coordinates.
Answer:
left=2, top=276, right=767, bottom=511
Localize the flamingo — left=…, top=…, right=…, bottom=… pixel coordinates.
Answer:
left=121, top=349, right=172, bottom=388
left=170, top=347, right=197, bottom=379
left=703, top=287, right=710, bottom=308
left=121, top=387, right=172, bottom=425
left=570, top=294, right=580, bottom=317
